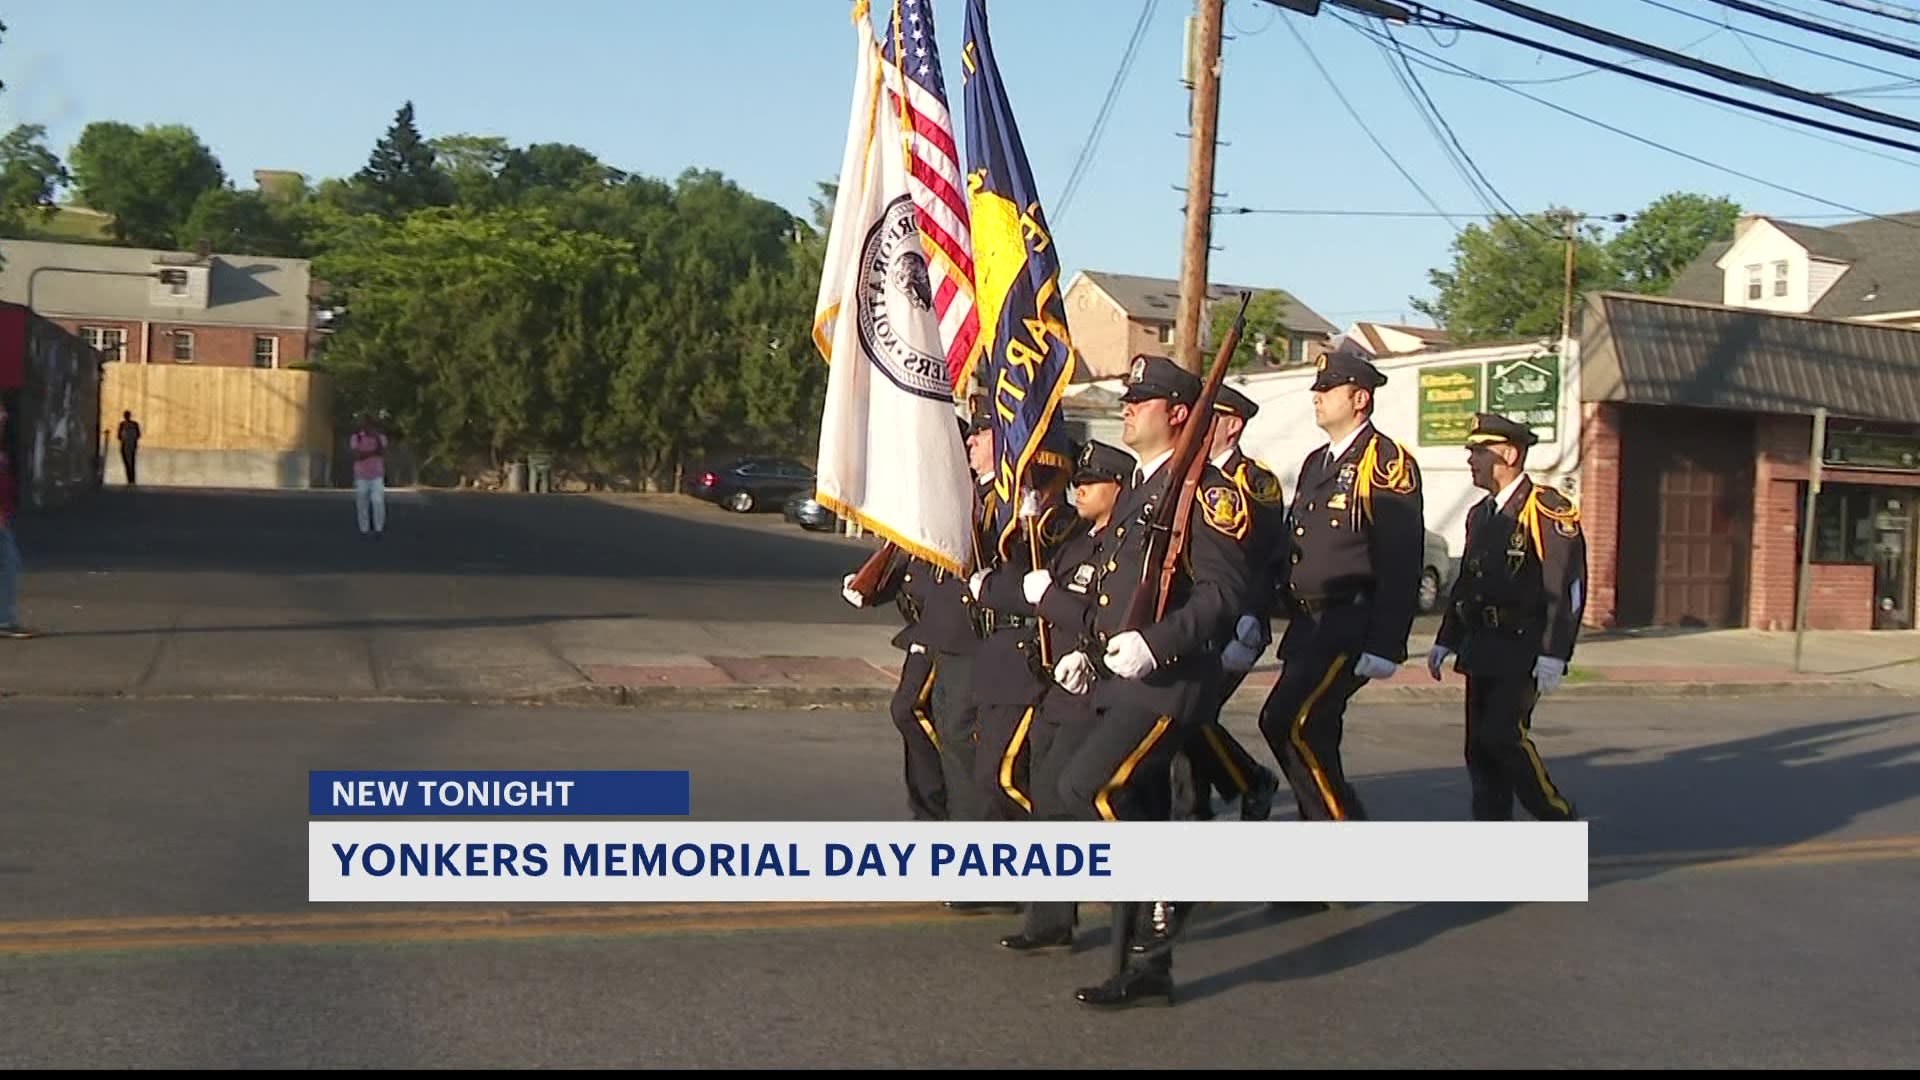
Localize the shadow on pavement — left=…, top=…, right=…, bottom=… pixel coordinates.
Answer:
left=1170, top=705, right=1920, bottom=1003
left=12, top=487, right=878, bottom=583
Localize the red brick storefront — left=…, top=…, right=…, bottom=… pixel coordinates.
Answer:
left=1577, top=292, right=1920, bottom=633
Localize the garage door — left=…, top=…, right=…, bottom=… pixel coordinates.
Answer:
left=1617, top=407, right=1755, bottom=628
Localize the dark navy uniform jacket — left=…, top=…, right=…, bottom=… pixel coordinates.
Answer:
left=1435, top=476, right=1587, bottom=679
left=1279, top=422, right=1425, bottom=664
left=970, top=491, right=1087, bottom=707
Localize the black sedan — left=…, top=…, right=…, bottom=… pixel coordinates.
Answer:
left=689, top=456, right=816, bottom=513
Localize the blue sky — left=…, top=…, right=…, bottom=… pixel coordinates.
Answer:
left=6, top=0, right=1920, bottom=329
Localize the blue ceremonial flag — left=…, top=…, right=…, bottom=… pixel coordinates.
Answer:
left=960, top=0, right=1079, bottom=560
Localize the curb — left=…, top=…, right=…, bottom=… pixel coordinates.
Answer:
left=2, top=677, right=1908, bottom=711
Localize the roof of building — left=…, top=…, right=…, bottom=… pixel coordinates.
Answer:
left=1666, top=211, right=1920, bottom=319
left=1073, top=270, right=1338, bottom=336
left=1580, top=290, right=1920, bottom=423
left=0, top=238, right=315, bottom=330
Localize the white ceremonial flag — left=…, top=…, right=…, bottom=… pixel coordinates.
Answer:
left=811, top=0, right=975, bottom=576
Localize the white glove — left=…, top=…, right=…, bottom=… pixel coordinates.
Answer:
left=968, top=568, right=990, bottom=600
left=1022, top=569, right=1052, bottom=604
left=1427, top=646, right=1454, bottom=681
left=1354, top=652, right=1397, bottom=681
left=1233, top=614, right=1264, bottom=648
left=1534, top=656, right=1566, bottom=695
left=1104, top=631, right=1158, bottom=679
left=841, top=573, right=865, bottom=609
left=1221, top=639, right=1262, bottom=674
left=1053, top=651, right=1094, bottom=695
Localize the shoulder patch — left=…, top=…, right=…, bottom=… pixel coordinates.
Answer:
left=1199, top=484, right=1251, bottom=541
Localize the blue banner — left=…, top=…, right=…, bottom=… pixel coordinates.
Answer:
left=309, top=771, right=692, bottom=817
left=961, top=0, right=1079, bottom=562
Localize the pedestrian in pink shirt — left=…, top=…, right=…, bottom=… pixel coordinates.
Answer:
left=349, top=415, right=388, bottom=539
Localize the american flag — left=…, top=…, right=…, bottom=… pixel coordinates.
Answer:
left=880, top=0, right=981, bottom=394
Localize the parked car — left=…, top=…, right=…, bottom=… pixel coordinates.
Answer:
left=689, top=456, right=815, bottom=513
left=1420, top=530, right=1460, bottom=615
left=783, top=490, right=841, bottom=531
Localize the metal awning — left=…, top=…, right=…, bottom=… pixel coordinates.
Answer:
left=1579, top=291, right=1920, bottom=423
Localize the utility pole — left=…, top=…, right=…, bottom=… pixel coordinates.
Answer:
left=1174, top=0, right=1225, bottom=374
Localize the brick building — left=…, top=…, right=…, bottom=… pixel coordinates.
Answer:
left=0, top=238, right=320, bottom=370
left=1061, top=270, right=1337, bottom=381
left=1578, top=290, right=1920, bottom=632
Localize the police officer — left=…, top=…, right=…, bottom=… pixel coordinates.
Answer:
left=842, top=553, right=946, bottom=821
left=1036, top=355, right=1250, bottom=1009
left=1258, top=351, right=1424, bottom=823
left=1168, top=382, right=1284, bottom=823
left=995, top=439, right=1130, bottom=954
left=967, top=456, right=1082, bottom=821
left=1426, top=412, right=1584, bottom=822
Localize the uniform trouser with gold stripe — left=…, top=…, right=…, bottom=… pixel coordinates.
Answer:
left=929, top=650, right=986, bottom=822
left=1074, top=703, right=1191, bottom=975
left=1464, top=673, right=1577, bottom=821
left=1171, top=667, right=1276, bottom=820
left=1256, top=646, right=1370, bottom=821
left=887, top=647, right=947, bottom=821
left=972, top=701, right=1037, bottom=821
left=1013, top=688, right=1085, bottom=941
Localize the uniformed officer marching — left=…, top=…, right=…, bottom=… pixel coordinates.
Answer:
left=1425, top=412, right=1585, bottom=822
left=842, top=553, right=946, bottom=821
left=1035, top=355, right=1250, bottom=1009
left=1169, top=382, right=1284, bottom=823
left=1258, top=351, right=1425, bottom=823
left=967, top=458, right=1083, bottom=822
left=994, top=439, right=1130, bottom=955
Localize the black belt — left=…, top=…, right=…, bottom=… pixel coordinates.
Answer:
left=1291, top=592, right=1368, bottom=615
left=981, top=611, right=1037, bottom=632
left=1465, top=603, right=1533, bottom=633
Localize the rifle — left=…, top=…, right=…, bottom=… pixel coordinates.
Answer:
left=1122, top=291, right=1252, bottom=631
left=848, top=541, right=898, bottom=601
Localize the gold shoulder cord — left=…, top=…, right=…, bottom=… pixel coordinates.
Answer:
left=1516, top=489, right=1581, bottom=562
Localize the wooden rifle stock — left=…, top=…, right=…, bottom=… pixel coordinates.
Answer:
left=1121, top=291, right=1253, bottom=631
left=849, top=541, right=898, bottom=600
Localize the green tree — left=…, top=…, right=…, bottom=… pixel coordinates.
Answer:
left=351, top=101, right=453, bottom=218
left=1608, top=191, right=1741, bottom=294
left=178, top=187, right=309, bottom=257
left=0, top=124, right=68, bottom=236
left=67, top=121, right=225, bottom=247
left=1205, top=289, right=1317, bottom=371
left=1412, top=209, right=1619, bottom=343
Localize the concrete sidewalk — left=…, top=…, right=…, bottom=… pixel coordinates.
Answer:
left=6, top=608, right=1920, bottom=709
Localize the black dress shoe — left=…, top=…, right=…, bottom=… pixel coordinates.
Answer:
left=1240, top=769, right=1279, bottom=821
left=999, top=930, right=1073, bottom=952
left=1075, top=966, right=1175, bottom=1009
left=943, top=901, right=1021, bottom=914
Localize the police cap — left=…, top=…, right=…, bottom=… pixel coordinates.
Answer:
left=1213, top=383, right=1259, bottom=421
left=1119, top=354, right=1202, bottom=407
left=1311, top=350, right=1388, bottom=393
left=1464, top=411, right=1539, bottom=450
left=965, top=409, right=993, bottom=436
left=1071, top=439, right=1133, bottom=486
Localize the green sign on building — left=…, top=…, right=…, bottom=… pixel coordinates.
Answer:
left=1486, top=354, right=1560, bottom=443
left=1417, top=364, right=1483, bottom=446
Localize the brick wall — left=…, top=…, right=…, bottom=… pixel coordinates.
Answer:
left=40, top=317, right=306, bottom=369
left=1802, top=563, right=1876, bottom=630
left=1577, top=400, right=1622, bottom=629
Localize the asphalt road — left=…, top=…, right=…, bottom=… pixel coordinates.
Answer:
left=2, top=692, right=1916, bottom=1067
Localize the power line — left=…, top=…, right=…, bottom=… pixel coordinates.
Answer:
left=1211, top=205, right=1874, bottom=220
left=1452, top=0, right=1920, bottom=140
left=1636, top=0, right=1915, bottom=83
left=1699, top=0, right=1920, bottom=64
left=1408, top=2, right=1920, bottom=155
left=1335, top=13, right=1920, bottom=228
left=1053, top=0, right=1157, bottom=227
left=1814, top=0, right=1920, bottom=28
left=1278, top=14, right=1464, bottom=229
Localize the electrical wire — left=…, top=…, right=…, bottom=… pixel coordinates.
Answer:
left=1813, top=0, right=1920, bottom=29
left=1279, top=14, right=1464, bottom=229
left=1453, top=0, right=1920, bottom=140
left=1335, top=12, right=1920, bottom=228
left=1636, top=0, right=1914, bottom=83
left=1698, top=0, right=1920, bottom=64
left=1052, top=0, right=1157, bottom=227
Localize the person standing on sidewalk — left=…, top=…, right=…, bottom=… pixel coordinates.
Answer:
left=1427, top=412, right=1584, bottom=822
left=349, top=416, right=388, bottom=539
left=0, top=403, right=37, bottom=639
left=116, top=412, right=141, bottom=487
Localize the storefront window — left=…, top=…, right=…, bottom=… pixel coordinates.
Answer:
left=1811, top=486, right=1874, bottom=563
